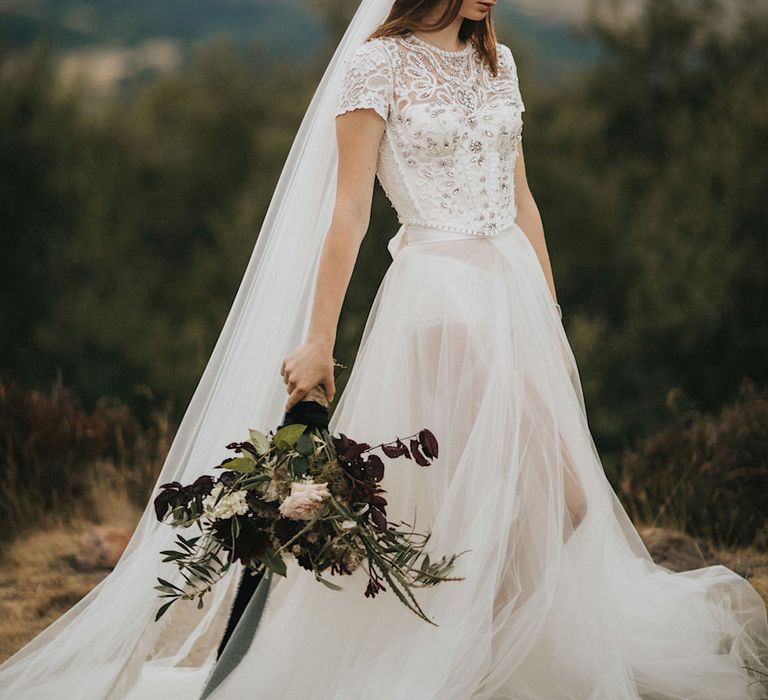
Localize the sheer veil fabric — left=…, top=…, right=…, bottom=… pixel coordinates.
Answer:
left=0, top=0, right=399, bottom=697
left=2, top=0, right=768, bottom=699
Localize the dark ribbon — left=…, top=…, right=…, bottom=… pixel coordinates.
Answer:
left=280, top=399, right=330, bottom=431
left=199, top=399, right=330, bottom=697
left=199, top=569, right=273, bottom=699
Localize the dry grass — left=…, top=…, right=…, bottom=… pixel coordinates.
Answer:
left=720, top=548, right=768, bottom=602
left=2, top=517, right=766, bottom=665
left=637, top=525, right=768, bottom=596
left=0, top=378, right=170, bottom=662
left=0, top=524, right=111, bottom=661
left=621, top=381, right=768, bottom=551
left=0, top=501, right=142, bottom=663
left=0, top=378, right=171, bottom=546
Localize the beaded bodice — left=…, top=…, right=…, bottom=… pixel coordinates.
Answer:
left=334, top=33, right=525, bottom=237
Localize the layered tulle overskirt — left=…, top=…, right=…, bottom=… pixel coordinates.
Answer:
left=134, top=223, right=768, bottom=699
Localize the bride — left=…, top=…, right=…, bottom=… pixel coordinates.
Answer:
left=2, top=0, right=768, bottom=698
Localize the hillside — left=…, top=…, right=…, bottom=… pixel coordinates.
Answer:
left=0, top=0, right=597, bottom=91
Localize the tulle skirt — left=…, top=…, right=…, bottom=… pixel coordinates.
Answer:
left=131, top=222, right=768, bottom=699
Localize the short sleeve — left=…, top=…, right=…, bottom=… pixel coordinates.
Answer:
left=498, top=43, right=525, bottom=114
left=334, top=39, right=394, bottom=122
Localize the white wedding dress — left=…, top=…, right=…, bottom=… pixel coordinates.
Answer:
left=6, top=33, right=768, bottom=700
left=125, top=34, right=768, bottom=699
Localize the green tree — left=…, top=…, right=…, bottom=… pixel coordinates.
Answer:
left=1, top=1, right=765, bottom=466
left=526, top=0, right=768, bottom=475
left=0, top=43, right=79, bottom=384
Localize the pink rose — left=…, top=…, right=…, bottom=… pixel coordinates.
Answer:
left=278, top=479, right=330, bottom=520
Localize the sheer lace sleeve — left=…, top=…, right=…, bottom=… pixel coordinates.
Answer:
left=498, top=43, right=525, bottom=114
left=334, top=39, right=393, bottom=122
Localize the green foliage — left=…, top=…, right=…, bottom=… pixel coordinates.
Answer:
left=273, top=423, right=308, bottom=450
left=525, top=0, right=768, bottom=471
left=1, top=0, right=766, bottom=477
left=620, top=380, right=768, bottom=549
left=0, top=39, right=313, bottom=413
left=0, top=42, right=80, bottom=386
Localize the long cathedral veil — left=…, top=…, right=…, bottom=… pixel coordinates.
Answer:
left=0, top=1, right=395, bottom=697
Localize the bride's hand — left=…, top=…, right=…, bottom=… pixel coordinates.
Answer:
left=280, top=340, right=336, bottom=411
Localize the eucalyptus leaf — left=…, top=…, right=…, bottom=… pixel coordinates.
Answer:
left=258, top=547, right=287, bottom=577
left=295, top=433, right=315, bottom=457
left=155, top=601, right=174, bottom=621
left=248, top=429, right=270, bottom=454
left=225, top=456, right=257, bottom=473
left=315, top=575, right=343, bottom=591
left=160, top=552, right=184, bottom=562
left=289, top=455, right=309, bottom=479
left=157, top=577, right=182, bottom=591
left=273, top=423, right=307, bottom=449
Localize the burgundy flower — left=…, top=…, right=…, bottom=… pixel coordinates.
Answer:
left=273, top=517, right=303, bottom=545
left=410, top=438, right=430, bottom=467
left=381, top=442, right=404, bottom=458
left=212, top=518, right=269, bottom=565
left=153, top=488, right=178, bottom=521
left=153, top=475, right=214, bottom=521
left=419, top=429, right=439, bottom=459
left=296, top=552, right=313, bottom=571
left=364, top=575, right=386, bottom=599
left=369, top=492, right=389, bottom=530
left=365, top=454, right=385, bottom=482
left=332, top=433, right=351, bottom=456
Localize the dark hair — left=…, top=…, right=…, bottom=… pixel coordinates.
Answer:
left=368, top=0, right=500, bottom=76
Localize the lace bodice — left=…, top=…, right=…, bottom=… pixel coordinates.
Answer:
left=334, top=33, right=525, bottom=238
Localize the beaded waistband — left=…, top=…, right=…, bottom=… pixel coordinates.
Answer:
left=387, top=220, right=518, bottom=260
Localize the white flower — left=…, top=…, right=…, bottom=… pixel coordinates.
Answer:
left=278, top=478, right=330, bottom=520
left=202, top=484, right=249, bottom=521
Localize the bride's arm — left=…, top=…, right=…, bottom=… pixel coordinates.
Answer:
left=280, top=108, right=385, bottom=410
left=513, top=142, right=559, bottom=305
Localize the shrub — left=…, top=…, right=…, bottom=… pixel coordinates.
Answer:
left=620, top=380, right=768, bottom=549
left=0, top=378, right=171, bottom=544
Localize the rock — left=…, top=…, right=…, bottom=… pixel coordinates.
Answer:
left=72, top=526, right=132, bottom=571
left=639, top=526, right=714, bottom=572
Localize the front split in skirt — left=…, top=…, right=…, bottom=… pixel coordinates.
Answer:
left=132, top=222, right=768, bottom=699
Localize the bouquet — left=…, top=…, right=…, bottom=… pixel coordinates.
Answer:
left=153, top=386, right=466, bottom=625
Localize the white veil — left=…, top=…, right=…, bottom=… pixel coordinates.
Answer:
left=0, top=1, right=395, bottom=697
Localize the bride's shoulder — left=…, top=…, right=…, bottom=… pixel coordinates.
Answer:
left=350, top=35, right=397, bottom=64
left=336, top=37, right=396, bottom=121
left=494, top=41, right=521, bottom=77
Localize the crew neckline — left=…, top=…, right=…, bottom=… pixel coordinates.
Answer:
left=406, top=32, right=473, bottom=57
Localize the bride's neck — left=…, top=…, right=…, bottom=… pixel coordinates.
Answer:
left=412, top=17, right=466, bottom=52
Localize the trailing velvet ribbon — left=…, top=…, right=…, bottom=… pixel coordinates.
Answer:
left=200, top=389, right=332, bottom=697
left=199, top=568, right=274, bottom=699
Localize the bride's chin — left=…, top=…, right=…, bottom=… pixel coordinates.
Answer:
left=463, top=10, right=490, bottom=21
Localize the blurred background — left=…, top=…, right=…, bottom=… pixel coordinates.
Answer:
left=1, top=0, right=766, bottom=663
